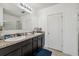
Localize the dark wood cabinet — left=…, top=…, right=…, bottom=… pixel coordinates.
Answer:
left=41, top=34, right=45, bottom=47
left=0, top=43, right=21, bottom=56
left=21, top=39, right=32, bottom=56
left=22, top=43, right=32, bottom=56
left=0, top=33, right=45, bottom=56
left=38, top=36, right=42, bottom=48
left=37, top=34, right=45, bottom=48
left=32, top=37, right=38, bottom=53
left=6, top=49, right=21, bottom=56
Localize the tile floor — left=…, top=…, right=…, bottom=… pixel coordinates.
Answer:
left=44, top=47, right=71, bottom=56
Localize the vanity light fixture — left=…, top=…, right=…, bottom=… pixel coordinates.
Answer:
left=17, top=3, right=32, bottom=13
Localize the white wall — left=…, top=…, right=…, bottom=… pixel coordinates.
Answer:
left=76, top=4, right=79, bottom=55
left=31, top=9, right=39, bottom=28
left=37, top=4, right=78, bottom=56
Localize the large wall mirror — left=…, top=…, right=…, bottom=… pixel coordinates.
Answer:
left=3, top=9, right=22, bottom=30
left=0, top=3, right=31, bottom=31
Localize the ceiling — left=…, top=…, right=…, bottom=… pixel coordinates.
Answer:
left=0, top=3, right=57, bottom=17
left=27, top=3, right=57, bottom=10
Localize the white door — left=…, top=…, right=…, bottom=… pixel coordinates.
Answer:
left=47, top=13, right=63, bottom=51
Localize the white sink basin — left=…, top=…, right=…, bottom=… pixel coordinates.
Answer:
left=5, top=36, right=26, bottom=41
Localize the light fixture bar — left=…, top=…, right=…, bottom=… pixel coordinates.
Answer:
left=17, top=3, right=32, bottom=13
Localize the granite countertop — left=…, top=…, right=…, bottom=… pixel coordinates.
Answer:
left=0, top=33, right=43, bottom=49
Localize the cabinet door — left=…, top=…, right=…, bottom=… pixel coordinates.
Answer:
left=32, top=37, right=38, bottom=53
left=22, top=43, right=32, bottom=56
left=21, top=39, right=32, bottom=56
left=6, top=49, right=21, bottom=56
left=41, top=34, right=45, bottom=48
left=38, top=36, right=42, bottom=48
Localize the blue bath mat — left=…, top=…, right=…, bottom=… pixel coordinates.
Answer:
left=33, top=48, right=52, bottom=56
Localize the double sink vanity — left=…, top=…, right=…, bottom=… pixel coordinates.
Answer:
left=0, top=32, right=45, bottom=56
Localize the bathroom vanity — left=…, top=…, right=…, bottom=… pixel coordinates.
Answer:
left=0, top=33, right=45, bottom=56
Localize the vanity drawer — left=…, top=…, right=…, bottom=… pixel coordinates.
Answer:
left=5, top=49, right=21, bottom=56
left=0, top=43, right=20, bottom=56
left=21, top=39, right=32, bottom=46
